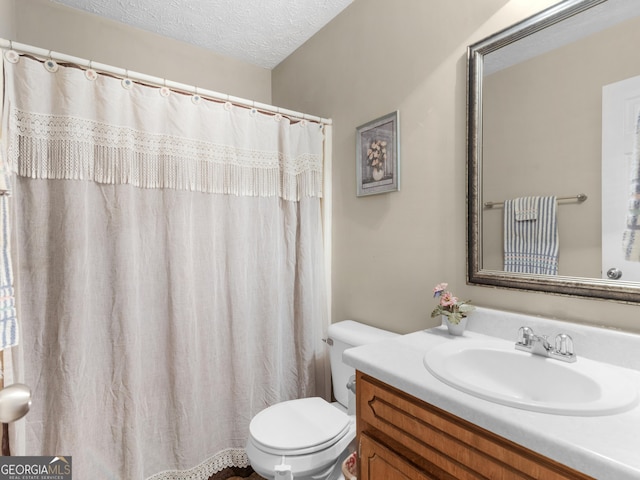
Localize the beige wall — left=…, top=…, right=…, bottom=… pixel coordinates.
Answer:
left=482, top=17, right=640, bottom=277
left=0, top=0, right=14, bottom=39
left=2, top=0, right=271, bottom=103
left=5, top=0, right=640, bottom=334
left=273, top=0, right=640, bottom=334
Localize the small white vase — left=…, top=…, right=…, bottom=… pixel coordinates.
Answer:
left=372, top=168, right=384, bottom=181
left=443, top=315, right=468, bottom=336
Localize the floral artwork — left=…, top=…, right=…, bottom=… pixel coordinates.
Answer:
left=356, top=111, right=399, bottom=196
left=367, top=140, right=387, bottom=171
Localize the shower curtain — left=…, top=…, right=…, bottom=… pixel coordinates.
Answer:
left=2, top=53, right=329, bottom=479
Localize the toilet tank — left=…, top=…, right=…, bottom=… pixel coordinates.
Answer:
left=327, top=320, right=398, bottom=408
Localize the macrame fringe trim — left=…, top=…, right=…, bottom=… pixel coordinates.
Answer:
left=145, top=448, right=250, bottom=480
left=8, top=110, right=323, bottom=201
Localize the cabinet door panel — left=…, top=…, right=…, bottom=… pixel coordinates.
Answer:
left=360, top=433, right=437, bottom=480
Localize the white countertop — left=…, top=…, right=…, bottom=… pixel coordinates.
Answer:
left=343, top=308, right=640, bottom=480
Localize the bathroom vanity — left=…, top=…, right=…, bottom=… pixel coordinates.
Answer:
left=356, top=372, right=591, bottom=479
left=344, top=308, right=640, bottom=480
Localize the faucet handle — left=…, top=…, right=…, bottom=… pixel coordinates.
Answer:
left=517, top=326, right=534, bottom=346
left=554, top=333, right=574, bottom=356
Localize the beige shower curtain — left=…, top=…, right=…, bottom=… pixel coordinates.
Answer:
left=2, top=53, right=329, bottom=479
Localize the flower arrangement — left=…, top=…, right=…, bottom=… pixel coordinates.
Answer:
left=430, top=283, right=475, bottom=325
left=367, top=140, right=387, bottom=171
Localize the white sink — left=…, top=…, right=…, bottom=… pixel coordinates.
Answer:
left=423, top=338, right=639, bottom=416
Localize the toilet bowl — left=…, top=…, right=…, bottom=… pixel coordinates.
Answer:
left=246, top=397, right=355, bottom=480
left=246, top=320, right=397, bottom=480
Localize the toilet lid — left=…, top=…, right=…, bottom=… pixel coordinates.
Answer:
left=249, top=397, right=351, bottom=454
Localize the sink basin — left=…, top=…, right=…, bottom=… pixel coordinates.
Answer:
left=424, top=339, right=639, bottom=416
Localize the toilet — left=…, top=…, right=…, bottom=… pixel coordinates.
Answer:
left=246, top=320, right=397, bottom=480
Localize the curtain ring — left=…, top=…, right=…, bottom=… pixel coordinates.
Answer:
left=160, top=78, right=170, bottom=97
left=4, top=41, right=19, bottom=64
left=248, top=101, right=259, bottom=117
left=85, top=60, right=97, bottom=81
left=121, top=70, right=133, bottom=90
left=44, top=50, right=59, bottom=72
left=191, top=86, right=202, bottom=105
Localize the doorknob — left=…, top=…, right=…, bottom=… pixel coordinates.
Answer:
left=607, top=267, right=622, bottom=280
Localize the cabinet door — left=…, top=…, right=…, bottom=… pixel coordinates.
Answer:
left=359, top=433, right=439, bottom=480
left=357, top=372, right=594, bottom=480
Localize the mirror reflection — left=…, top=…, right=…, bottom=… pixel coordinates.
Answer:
left=468, top=0, right=640, bottom=301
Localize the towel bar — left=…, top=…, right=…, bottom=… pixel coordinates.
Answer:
left=484, top=193, right=587, bottom=208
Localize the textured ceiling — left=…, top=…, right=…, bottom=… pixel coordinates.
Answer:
left=50, top=0, right=353, bottom=69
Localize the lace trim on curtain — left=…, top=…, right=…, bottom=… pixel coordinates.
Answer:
left=145, top=448, right=250, bottom=480
left=8, top=108, right=323, bottom=201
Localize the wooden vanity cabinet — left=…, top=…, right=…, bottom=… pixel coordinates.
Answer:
left=356, top=372, right=594, bottom=480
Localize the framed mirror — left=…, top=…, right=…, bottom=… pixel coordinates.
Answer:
left=467, top=0, right=640, bottom=302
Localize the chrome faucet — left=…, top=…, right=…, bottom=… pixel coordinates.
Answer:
left=515, top=326, right=576, bottom=363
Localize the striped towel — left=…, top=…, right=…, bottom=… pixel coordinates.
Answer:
left=504, top=196, right=559, bottom=275
left=514, top=196, right=538, bottom=221
left=0, top=57, right=18, bottom=350
left=0, top=195, right=17, bottom=351
left=623, top=110, right=640, bottom=261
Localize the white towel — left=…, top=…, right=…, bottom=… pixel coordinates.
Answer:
left=504, top=196, right=559, bottom=275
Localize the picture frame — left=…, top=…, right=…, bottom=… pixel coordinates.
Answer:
left=356, top=111, right=400, bottom=196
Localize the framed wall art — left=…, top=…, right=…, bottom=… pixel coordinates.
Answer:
left=356, top=111, right=400, bottom=196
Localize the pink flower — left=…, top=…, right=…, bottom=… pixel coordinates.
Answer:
left=433, top=283, right=448, bottom=297
left=439, top=292, right=458, bottom=307
left=431, top=282, right=474, bottom=322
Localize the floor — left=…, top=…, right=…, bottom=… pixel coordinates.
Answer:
left=207, top=466, right=265, bottom=480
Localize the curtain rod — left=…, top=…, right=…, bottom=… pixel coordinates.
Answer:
left=484, top=193, right=588, bottom=208
left=0, top=38, right=332, bottom=126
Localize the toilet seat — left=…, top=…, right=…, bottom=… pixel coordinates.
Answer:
left=249, top=397, right=351, bottom=456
